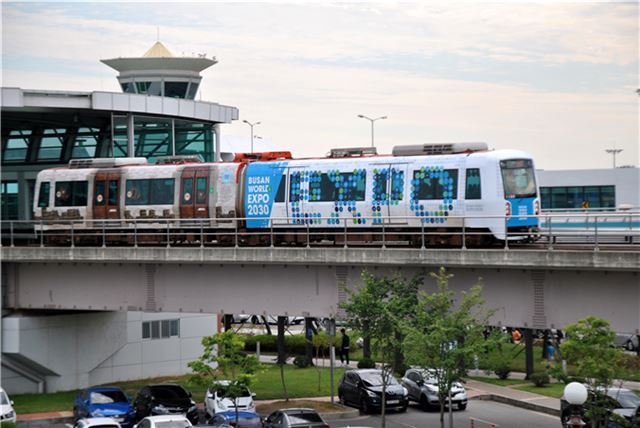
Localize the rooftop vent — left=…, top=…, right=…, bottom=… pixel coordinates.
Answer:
left=155, top=155, right=203, bottom=164
left=69, top=157, right=148, bottom=169
left=329, top=147, right=377, bottom=158
left=392, top=142, right=488, bottom=157
left=233, top=151, right=293, bottom=162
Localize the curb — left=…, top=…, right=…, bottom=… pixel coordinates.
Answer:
left=17, top=416, right=74, bottom=428
left=471, top=394, right=561, bottom=417
left=320, top=407, right=360, bottom=421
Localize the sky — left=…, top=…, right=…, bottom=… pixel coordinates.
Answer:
left=2, top=1, right=638, bottom=170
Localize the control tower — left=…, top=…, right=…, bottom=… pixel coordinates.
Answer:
left=101, top=41, right=217, bottom=99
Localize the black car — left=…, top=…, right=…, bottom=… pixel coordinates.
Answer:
left=338, top=369, right=409, bottom=414
left=560, top=387, right=640, bottom=427
left=133, top=384, right=198, bottom=424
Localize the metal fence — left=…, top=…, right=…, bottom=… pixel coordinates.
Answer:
left=2, top=211, right=639, bottom=251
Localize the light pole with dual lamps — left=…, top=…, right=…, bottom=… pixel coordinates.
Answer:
left=563, top=382, right=587, bottom=427
left=357, top=114, right=387, bottom=148
left=242, top=119, right=261, bottom=154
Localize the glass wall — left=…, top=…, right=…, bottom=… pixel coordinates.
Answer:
left=175, top=119, right=213, bottom=161
left=540, top=185, right=615, bottom=209
left=133, top=116, right=173, bottom=162
left=2, top=130, right=31, bottom=162
left=117, top=79, right=199, bottom=99
left=1, top=181, right=19, bottom=220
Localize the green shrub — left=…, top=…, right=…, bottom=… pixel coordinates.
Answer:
left=357, top=358, right=376, bottom=369
left=243, top=334, right=308, bottom=355
left=293, top=355, right=311, bottom=368
left=493, top=364, right=511, bottom=380
left=1, top=422, right=16, bottom=428
left=529, top=372, right=550, bottom=387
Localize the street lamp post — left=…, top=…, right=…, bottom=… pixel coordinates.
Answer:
left=357, top=114, right=387, bottom=148
left=605, top=148, right=623, bottom=168
left=563, top=382, right=587, bottom=428
left=242, top=120, right=261, bottom=154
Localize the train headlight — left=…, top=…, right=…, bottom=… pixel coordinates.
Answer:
left=505, top=201, right=512, bottom=218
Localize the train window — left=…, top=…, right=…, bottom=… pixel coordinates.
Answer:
left=54, top=181, right=88, bottom=207
left=310, top=171, right=366, bottom=202
left=275, top=176, right=286, bottom=203
left=390, top=169, right=404, bottom=201
left=465, top=169, right=481, bottom=200
left=108, top=180, right=119, bottom=205
left=38, top=182, right=51, bottom=208
left=182, top=178, right=193, bottom=205
left=195, top=177, right=207, bottom=204
left=310, top=173, right=336, bottom=202
left=94, top=181, right=106, bottom=206
left=412, top=169, right=458, bottom=200
left=500, top=159, right=536, bottom=199
left=126, top=179, right=175, bottom=205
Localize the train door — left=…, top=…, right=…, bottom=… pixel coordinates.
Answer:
left=180, top=167, right=210, bottom=219
left=286, top=167, right=306, bottom=224
left=93, top=171, right=121, bottom=219
left=372, top=164, right=408, bottom=224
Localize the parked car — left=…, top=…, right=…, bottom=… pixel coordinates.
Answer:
left=74, top=387, right=136, bottom=427
left=74, top=417, right=122, bottom=428
left=133, top=384, right=198, bottom=424
left=263, top=408, right=330, bottom=428
left=338, top=369, right=409, bottom=414
left=401, top=367, right=468, bottom=411
left=610, top=404, right=640, bottom=427
left=560, top=387, right=640, bottom=427
left=133, top=415, right=192, bottom=428
left=204, top=380, right=256, bottom=421
left=209, top=411, right=262, bottom=428
left=614, top=333, right=639, bottom=352
left=0, top=387, right=16, bottom=424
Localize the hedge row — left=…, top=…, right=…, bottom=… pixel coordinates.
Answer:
left=243, top=334, right=338, bottom=356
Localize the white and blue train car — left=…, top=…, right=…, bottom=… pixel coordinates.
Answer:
left=241, top=143, right=540, bottom=241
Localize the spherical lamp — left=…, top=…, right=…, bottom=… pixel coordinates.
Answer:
left=564, top=382, right=587, bottom=427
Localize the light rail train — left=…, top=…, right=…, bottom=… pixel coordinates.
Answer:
left=32, top=143, right=541, bottom=246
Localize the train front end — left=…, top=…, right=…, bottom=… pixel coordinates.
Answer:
left=499, top=157, right=540, bottom=240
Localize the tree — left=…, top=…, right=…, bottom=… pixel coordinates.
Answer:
left=402, top=268, right=494, bottom=428
left=560, top=316, right=627, bottom=428
left=188, top=330, right=261, bottom=425
left=340, top=271, right=407, bottom=428
left=312, top=331, right=338, bottom=392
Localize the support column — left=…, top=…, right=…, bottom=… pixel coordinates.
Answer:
left=277, top=316, right=287, bottom=364
left=223, top=314, right=233, bottom=331
left=127, top=113, right=135, bottom=157
left=524, top=328, right=534, bottom=379
left=213, top=124, right=221, bottom=162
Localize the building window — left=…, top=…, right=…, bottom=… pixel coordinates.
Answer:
left=142, top=319, right=180, bottom=340
left=3, top=130, right=32, bottom=162
left=38, top=128, right=66, bottom=161
left=540, top=185, right=616, bottom=209
left=164, top=82, right=189, bottom=98
left=71, top=128, right=100, bottom=159
left=1, top=181, right=19, bottom=220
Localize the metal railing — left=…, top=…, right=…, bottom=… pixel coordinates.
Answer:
left=1, top=212, right=638, bottom=251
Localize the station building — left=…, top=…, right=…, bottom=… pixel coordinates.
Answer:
left=1, top=42, right=230, bottom=394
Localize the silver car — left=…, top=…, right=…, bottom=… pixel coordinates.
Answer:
left=263, top=408, right=329, bottom=428
left=401, top=368, right=468, bottom=411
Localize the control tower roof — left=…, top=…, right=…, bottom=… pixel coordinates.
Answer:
left=101, top=41, right=217, bottom=73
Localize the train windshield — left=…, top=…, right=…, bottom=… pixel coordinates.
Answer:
left=500, top=159, right=537, bottom=199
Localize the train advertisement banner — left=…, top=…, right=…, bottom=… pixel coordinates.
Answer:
left=244, top=161, right=289, bottom=228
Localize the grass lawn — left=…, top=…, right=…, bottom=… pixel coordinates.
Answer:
left=515, top=383, right=566, bottom=399
left=466, top=376, right=528, bottom=387
left=11, top=364, right=346, bottom=415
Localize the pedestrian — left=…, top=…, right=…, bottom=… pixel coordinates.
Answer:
left=546, top=341, right=556, bottom=362
left=556, top=329, right=564, bottom=345
left=339, top=328, right=350, bottom=366
left=511, top=328, right=522, bottom=344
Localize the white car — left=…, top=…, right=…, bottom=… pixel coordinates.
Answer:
left=74, top=417, right=122, bottom=428
left=133, top=415, right=192, bottom=428
left=0, top=387, right=16, bottom=424
left=204, top=380, right=256, bottom=420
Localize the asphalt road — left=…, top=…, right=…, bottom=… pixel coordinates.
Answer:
left=329, top=401, right=561, bottom=428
